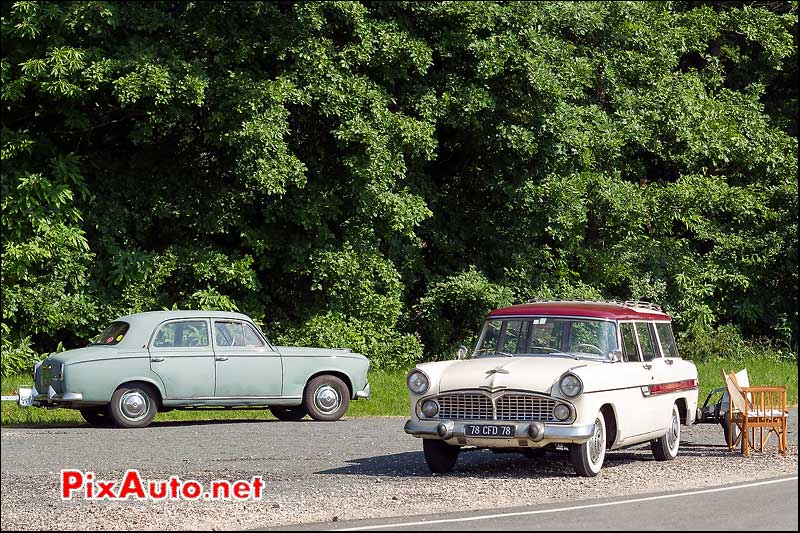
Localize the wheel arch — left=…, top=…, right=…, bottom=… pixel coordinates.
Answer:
left=305, top=370, right=354, bottom=399
left=114, top=379, right=164, bottom=408
left=599, top=403, right=619, bottom=449
left=675, top=397, right=689, bottom=424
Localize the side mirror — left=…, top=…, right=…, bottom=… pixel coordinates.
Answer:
left=456, top=345, right=468, bottom=360
left=608, top=350, right=623, bottom=362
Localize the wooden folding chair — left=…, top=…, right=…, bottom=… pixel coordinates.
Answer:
left=722, top=369, right=788, bottom=456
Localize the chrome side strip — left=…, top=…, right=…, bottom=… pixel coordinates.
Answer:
left=164, top=396, right=301, bottom=401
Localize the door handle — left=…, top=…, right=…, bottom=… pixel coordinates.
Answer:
left=215, top=357, right=229, bottom=362
left=642, top=364, right=652, bottom=370
left=150, top=357, right=165, bottom=363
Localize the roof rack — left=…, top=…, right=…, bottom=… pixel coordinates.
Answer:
left=525, top=298, right=663, bottom=312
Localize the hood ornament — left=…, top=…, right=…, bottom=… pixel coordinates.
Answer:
left=486, top=367, right=510, bottom=376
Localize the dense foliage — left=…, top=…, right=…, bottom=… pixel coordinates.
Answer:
left=2, top=1, right=797, bottom=375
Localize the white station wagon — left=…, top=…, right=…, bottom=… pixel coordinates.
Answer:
left=404, top=300, right=699, bottom=476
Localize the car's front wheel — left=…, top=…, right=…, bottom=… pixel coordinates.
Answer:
left=108, top=383, right=158, bottom=428
left=651, top=403, right=681, bottom=461
left=270, top=406, right=308, bottom=421
left=569, top=412, right=607, bottom=477
left=79, top=407, right=109, bottom=426
left=303, top=375, right=350, bottom=421
left=423, top=439, right=460, bottom=473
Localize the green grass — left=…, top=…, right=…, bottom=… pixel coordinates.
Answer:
left=2, top=358, right=796, bottom=426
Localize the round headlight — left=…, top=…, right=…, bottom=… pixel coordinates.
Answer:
left=553, top=403, right=571, bottom=421
left=407, top=370, right=430, bottom=395
left=559, top=373, right=583, bottom=398
left=421, top=399, right=439, bottom=418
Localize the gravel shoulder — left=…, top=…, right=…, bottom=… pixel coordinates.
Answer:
left=1, top=412, right=797, bottom=531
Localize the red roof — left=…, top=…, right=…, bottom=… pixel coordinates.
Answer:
left=487, top=301, right=671, bottom=321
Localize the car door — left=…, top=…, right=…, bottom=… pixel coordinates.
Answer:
left=650, top=321, right=697, bottom=425
left=149, top=319, right=215, bottom=399
left=212, top=320, right=283, bottom=399
left=616, top=321, right=661, bottom=438
left=633, top=321, right=671, bottom=434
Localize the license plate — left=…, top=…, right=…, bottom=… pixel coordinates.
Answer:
left=465, top=424, right=515, bottom=438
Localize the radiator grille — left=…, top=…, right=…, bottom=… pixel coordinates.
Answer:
left=496, top=394, right=558, bottom=422
left=429, top=392, right=565, bottom=422
left=437, top=393, right=493, bottom=420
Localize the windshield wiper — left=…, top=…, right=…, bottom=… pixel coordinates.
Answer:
left=475, top=348, right=515, bottom=357
left=552, top=351, right=580, bottom=360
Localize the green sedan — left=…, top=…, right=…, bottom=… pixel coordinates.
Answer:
left=17, top=311, right=370, bottom=428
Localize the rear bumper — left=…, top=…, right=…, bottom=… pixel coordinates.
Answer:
left=404, top=419, right=595, bottom=446
left=16, top=385, right=84, bottom=407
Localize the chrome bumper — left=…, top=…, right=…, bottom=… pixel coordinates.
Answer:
left=355, top=382, right=370, bottom=399
left=404, top=419, right=595, bottom=445
left=15, top=385, right=83, bottom=407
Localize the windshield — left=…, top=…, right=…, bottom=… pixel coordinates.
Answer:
left=473, top=317, right=618, bottom=360
left=91, top=321, right=130, bottom=346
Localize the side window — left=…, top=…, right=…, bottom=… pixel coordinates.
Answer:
left=635, top=322, right=659, bottom=361
left=153, top=321, right=209, bottom=348
left=619, top=323, right=640, bottom=362
left=214, top=321, right=246, bottom=347
left=655, top=322, right=679, bottom=358
left=244, top=324, right=265, bottom=347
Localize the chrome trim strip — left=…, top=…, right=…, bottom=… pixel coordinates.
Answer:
left=164, top=396, right=302, bottom=401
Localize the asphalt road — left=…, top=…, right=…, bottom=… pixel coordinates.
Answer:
left=291, top=477, right=799, bottom=531
left=1, top=411, right=798, bottom=530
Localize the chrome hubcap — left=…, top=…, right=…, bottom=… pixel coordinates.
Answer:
left=314, top=385, right=340, bottom=413
left=589, top=419, right=605, bottom=464
left=667, top=410, right=680, bottom=451
left=120, top=391, right=149, bottom=421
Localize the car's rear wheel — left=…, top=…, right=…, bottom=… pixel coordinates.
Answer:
left=108, top=383, right=158, bottom=428
left=303, top=375, right=350, bottom=421
left=569, top=412, right=607, bottom=477
left=651, top=403, right=681, bottom=461
left=270, top=406, right=308, bottom=421
left=79, top=407, right=108, bottom=426
left=423, top=439, right=460, bottom=473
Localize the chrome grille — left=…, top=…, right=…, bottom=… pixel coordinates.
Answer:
left=437, top=393, right=492, bottom=420
left=496, top=394, right=558, bottom=422
left=429, top=391, right=565, bottom=422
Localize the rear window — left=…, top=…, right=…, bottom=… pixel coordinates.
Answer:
left=92, top=321, right=130, bottom=345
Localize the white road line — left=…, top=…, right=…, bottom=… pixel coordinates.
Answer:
left=337, top=476, right=799, bottom=531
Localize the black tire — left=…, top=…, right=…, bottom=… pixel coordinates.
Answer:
left=79, top=407, right=108, bottom=426
left=423, top=439, right=460, bottom=473
left=569, top=412, right=607, bottom=477
left=303, top=375, right=350, bottom=421
left=651, top=403, right=681, bottom=461
left=270, top=406, right=308, bottom=421
left=108, top=383, right=158, bottom=428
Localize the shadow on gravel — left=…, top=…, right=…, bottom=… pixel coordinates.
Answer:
left=317, top=445, right=668, bottom=479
